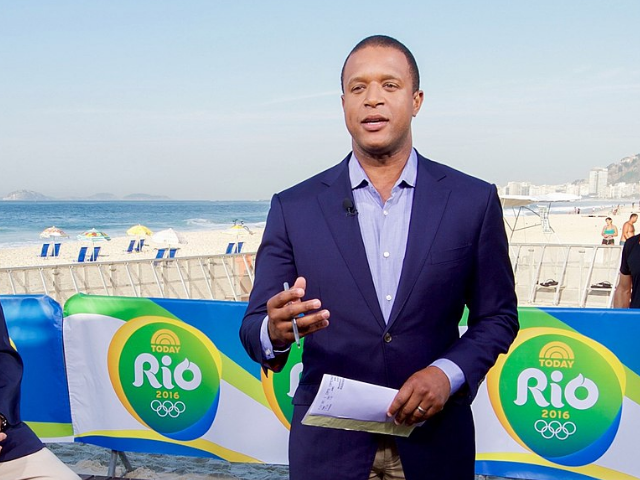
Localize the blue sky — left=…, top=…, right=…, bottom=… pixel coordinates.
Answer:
left=1, top=1, right=638, bottom=200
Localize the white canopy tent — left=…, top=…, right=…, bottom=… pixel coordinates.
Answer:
left=500, top=193, right=582, bottom=241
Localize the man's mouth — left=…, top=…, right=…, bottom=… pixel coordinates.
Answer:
left=361, top=116, right=389, bottom=131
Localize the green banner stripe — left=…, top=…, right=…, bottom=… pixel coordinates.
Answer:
left=26, top=421, right=74, bottom=438
left=460, top=307, right=571, bottom=330
left=64, top=294, right=179, bottom=322
left=624, top=366, right=640, bottom=405
left=220, top=352, right=270, bottom=409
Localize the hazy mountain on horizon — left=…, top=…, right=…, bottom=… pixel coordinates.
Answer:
left=607, top=153, right=640, bottom=185
left=2, top=190, right=171, bottom=201
left=4, top=152, right=639, bottom=200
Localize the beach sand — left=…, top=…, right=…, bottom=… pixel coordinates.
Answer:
left=0, top=228, right=265, bottom=270
left=505, top=204, right=635, bottom=245
left=50, top=443, right=288, bottom=480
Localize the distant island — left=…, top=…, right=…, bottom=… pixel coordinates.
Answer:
left=2, top=190, right=171, bottom=201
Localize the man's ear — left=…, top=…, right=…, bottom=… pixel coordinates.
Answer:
left=413, top=90, right=424, bottom=117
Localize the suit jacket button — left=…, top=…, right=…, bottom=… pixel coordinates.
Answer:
left=384, top=333, right=392, bottom=343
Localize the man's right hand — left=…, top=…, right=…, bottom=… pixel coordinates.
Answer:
left=267, top=276, right=330, bottom=348
left=0, top=432, right=6, bottom=452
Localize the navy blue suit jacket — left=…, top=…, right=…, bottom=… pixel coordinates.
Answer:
left=240, top=153, right=518, bottom=480
left=0, top=303, right=44, bottom=462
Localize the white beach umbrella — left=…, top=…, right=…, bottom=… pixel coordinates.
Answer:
left=151, top=228, right=187, bottom=245
left=39, top=226, right=69, bottom=239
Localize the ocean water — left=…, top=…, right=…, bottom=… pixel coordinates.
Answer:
left=1, top=198, right=632, bottom=249
left=0, top=200, right=270, bottom=249
left=502, top=198, right=633, bottom=216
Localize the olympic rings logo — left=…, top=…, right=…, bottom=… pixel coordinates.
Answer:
left=534, top=419, right=576, bottom=440
left=150, top=400, right=186, bottom=418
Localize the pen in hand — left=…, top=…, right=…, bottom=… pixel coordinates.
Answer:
left=284, top=282, right=301, bottom=348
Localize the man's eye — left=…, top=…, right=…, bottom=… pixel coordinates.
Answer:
left=351, top=85, right=364, bottom=93
left=384, top=83, right=398, bottom=89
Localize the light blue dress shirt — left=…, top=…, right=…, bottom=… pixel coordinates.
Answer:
left=260, top=150, right=465, bottom=394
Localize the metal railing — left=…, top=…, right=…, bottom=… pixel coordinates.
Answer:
left=510, top=243, right=622, bottom=308
left=0, top=244, right=624, bottom=309
left=0, top=252, right=256, bottom=304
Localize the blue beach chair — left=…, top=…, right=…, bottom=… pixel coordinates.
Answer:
left=39, top=243, right=50, bottom=258
left=88, top=246, right=101, bottom=262
left=168, top=248, right=179, bottom=259
left=136, top=238, right=145, bottom=252
left=125, top=239, right=136, bottom=253
left=76, top=246, right=88, bottom=263
left=225, top=243, right=235, bottom=254
left=154, top=248, right=167, bottom=259
left=235, top=242, right=244, bottom=253
left=52, top=243, right=61, bottom=257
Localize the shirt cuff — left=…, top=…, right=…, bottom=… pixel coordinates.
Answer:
left=430, top=358, right=465, bottom=395
left=260, top=315, right=290, bottom=360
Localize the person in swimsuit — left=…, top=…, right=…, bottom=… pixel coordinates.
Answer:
left=620, top=213, right=637, bottom=245
left=601, top=217, right=618, bottom=245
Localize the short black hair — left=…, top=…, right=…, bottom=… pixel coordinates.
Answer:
left=341, top=35, right=420, bottom=93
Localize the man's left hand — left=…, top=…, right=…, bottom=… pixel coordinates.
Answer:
left=387, top=366, right=451, bottom=426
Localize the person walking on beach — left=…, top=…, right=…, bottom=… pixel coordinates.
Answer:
left=240, top=35, right=518, bottom=480
left=0, top=302, right=80, bottom=480
left=601, top=217, right=618, bottom=245
left=620, top=213, right=637, bottom=245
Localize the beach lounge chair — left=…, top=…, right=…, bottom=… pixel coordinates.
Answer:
left=39, top=243, right=50, bottom=258
left=154, top=248, right=167, bottom=259
left=125, top=239, right=136, bottom=253
left=52, top=243, right=61, bottom=257
left=89, top=246, right=101, bottom=262
left=225, top=242, right=235, bottom=254
left=76, top=246, right=88, bottom=263
left=235, top=242, right=244, bottom=253
left=135, top=238, right=145, bottom=252
left=168, top=247, right=179, bottom=258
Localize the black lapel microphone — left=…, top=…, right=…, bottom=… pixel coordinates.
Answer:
left=342, top=198, right=358, bottom=217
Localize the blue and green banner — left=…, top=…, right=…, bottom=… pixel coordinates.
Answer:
left=476, top=307, right=640, bottom=479
left=3, top=292, right=640, bottom=477
left=62, top=294, right=289, bottom=463
left=0, top=294, right=74, bottom=440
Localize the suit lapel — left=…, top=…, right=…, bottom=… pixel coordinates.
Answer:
left=387, top=155, right=451, bottom=329
left=317, top=160, right=386, bottom=330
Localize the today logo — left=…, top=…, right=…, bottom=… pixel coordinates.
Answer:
left=488, top=328, right=626, bottom=466
left=108, top=316, right=222, bottom=441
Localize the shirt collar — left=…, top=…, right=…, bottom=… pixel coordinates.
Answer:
left=348, top=149, right=418, bottom=190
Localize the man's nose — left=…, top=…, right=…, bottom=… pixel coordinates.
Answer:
left=364, top=83, right=384, bottom=107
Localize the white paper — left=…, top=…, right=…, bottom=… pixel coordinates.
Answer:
left=301, top=374, right=419, bottom=437
left=307, top=374, right=397, bottom=421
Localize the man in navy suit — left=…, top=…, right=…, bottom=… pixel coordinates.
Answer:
left=0, top=302, right=79, bottom=479
left=240, top=35, right=518, bottom=479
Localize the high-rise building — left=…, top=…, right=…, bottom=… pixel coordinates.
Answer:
left=589, top=168, right=608, bottom=197
left=506, top=181, right=530, bottom=196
